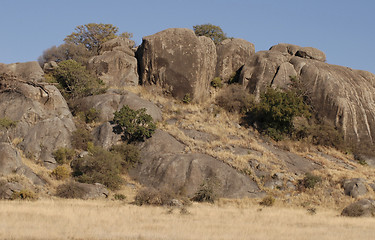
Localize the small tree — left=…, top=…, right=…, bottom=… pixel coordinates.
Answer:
left=113, top=105, right=156, bottom=143
left=64, top=23, right=119, bottom=54
left=248, top=87, right=310, bottom=140
left=71, top=147, right=123, bottom=190
left=52, top=59, right=106, bottom=99
left=193, top=24, right=228, bottom=44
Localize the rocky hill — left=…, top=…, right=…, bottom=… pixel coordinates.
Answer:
left=1, top=28, right=375, bottom=212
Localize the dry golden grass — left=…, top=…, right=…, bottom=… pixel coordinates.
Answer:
left=1, top=199, right=375, bottom=240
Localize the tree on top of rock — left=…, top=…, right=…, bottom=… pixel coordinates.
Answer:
left=65, top=23, right=132, bottom=55
left=193, top=24, right=228, bottom=44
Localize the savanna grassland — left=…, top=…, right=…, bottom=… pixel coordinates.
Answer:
left=1, top=199, right=375, bottom=240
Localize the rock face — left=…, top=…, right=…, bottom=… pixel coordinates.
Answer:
left=88, top=37, right=139, bottom=87
left=341, top=199, right=375, bottom=217
left=137, top=28, right=217, bottom=102
left=270, top=43, right=326, bottom=62
left=0, top=61, right=44, bottom=82
left=0, top=74, right=76, bottom=167
left=0, top=181, right=23, bottom=199
left=239, top=43, right=375, bottom=146
left=72, top=90, right=162, bottom=122
left=0, top=143, right=44, bottom=185
left=130, top=130, right=264, bottom=198
left=343, top=178, right=368, bottom=198
left=215, top=38, right=255, bottom=82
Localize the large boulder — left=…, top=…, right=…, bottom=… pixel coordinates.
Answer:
left=0, top=73, right=76, bottom=168
left=270, top=43, right=326, bottom=62
left=88, top=37, right=139, bottom=88
left=239, top=50, right=292, bottom=96
left=99, top=37, right=136, bottom=56
left=92, top=122, right=121, bottom=149
left=343, top=178, right=368, bottom=198
left=239, top=45, right=375, bottom=146
left=72, top=90, right=162, bottom=123
left=215, top=38, right=255, bottom=82
left=0, top=61, right=44, bottom=82
left=137, top=28, right=217, bottom=102
left=129, top=130, right=264, bottom=198
left=341, top=199, right=375, bottom=217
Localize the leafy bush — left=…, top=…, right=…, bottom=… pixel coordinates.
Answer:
left=52, top=147, right=75, bottom=164
left=216, top=84, right=254, bottom=114
left=259, top=195, right=275, bottom=207
left=0, top=117, right=17, bottom=129
left=134, top=187, right=175, bottom=206
left=113, top=105, right=156, bottom=143
left=211, top=77, right=223, bottom=88
left=110, top=143, right=140, bottom=169
left=247, top=87, right=310, bottom=141
left=299, top=173, right=322, bottom=190
left=56, top=181, right=86, bottom=199
left=191, top=178, right=218, bottom=203
left=71, top=128, right=93, bottom=151
left=71, top=147, right=123, bottom=190
left=11, top=189, right=37, bottom=200
left=52, top=59, right=106, bottom=99
left=193, top=24, right=228, bottom=44
left=75, top=107, right=100, bottom=124
left=50, top=165, right=71, bottom=180
left=113, top=193, right=126, bottom=201
left=182, top=93, right=191, bottom=104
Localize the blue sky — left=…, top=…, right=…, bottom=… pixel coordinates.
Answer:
left=1, top=0, right=374, bottom=74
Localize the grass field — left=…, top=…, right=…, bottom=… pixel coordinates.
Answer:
left=1, top=199, right=375, bottom=240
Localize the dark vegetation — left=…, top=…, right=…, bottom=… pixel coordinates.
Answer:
left=56, top=181, right=87, bottom=199
left=113, top=105, right=156, bottom=143
left=50, top=59, right=106, bottom=99
left=134, top=187, right=176, bottom=206
left=193, top=23, right=228, bottom=44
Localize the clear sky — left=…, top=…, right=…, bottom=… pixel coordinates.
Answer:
left=1, top=0, right=374, bottom=74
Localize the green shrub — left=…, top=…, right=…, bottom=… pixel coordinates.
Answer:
left=299, top=173, right=322, bottom=189
left=216, top=84, right=255, bottom=114
left=110, top=143, right=140, bottom=169
left=247, top=87, right=310, bottom=141
left=56, top=181, right=86, bottom=199
left=0, top=118, right=17, bottom=129
left=211, top=77, right=223, bottom=88
left=182, top=93, right=191, bottom=104
left=134, top=187, right=175, bottom=206
left=191, top=178, right=218, bottom=203
left=259, top=195, right=275, bottom=207
left=52, top=148, right=75, bottom=164
left=113, top=193, right=126, bottom=201
left=52, top=59, right=106, bottom=99
left=50, top=165, right=71, bottom=180
left=82, top=108, right=100, bottom=123
left=71, top=147, right=123, bottom=190
left=71, top=128, right=93, bottom=151
left=193, top=24, right=228, bottom=45
left=11, top=189, right=37, bottom=200
left=113, top=105, right=156, bottom=143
